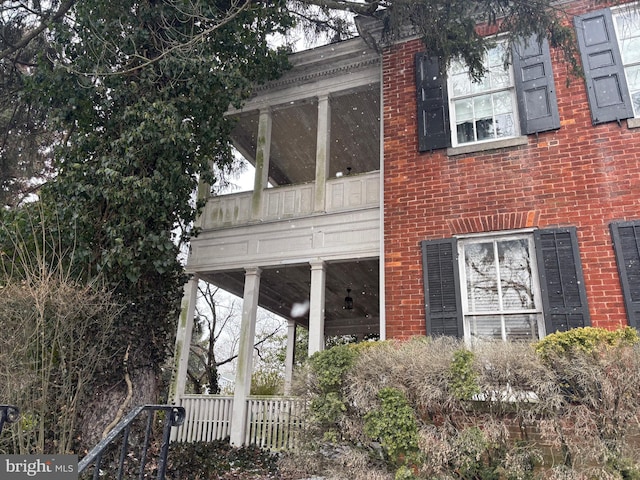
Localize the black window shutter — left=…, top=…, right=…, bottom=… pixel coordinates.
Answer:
left=610, top=221, right=640, bottom=329
left=574, top=8, right=634, bottom=125
left=421, top=238, right=463, bottom=337
left=415, top=53, right=451, bottom=152
left=534, top=227, right=591, bottom=333
left=512, top=35, right=561, bottom=134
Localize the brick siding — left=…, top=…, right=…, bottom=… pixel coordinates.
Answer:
left=383, top=1, right=640, bottom=338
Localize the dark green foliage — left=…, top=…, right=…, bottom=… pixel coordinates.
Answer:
left=307, top=344, right=362, bottom=437
left=309, top=344, right=359, bottom=393
left=449, top=348, right=480, bottom=401
left=1, top=1, right=295, bottom=390
left=364, top=387, right=419, bottom=465
left=166, top=440, right=279, bottom=479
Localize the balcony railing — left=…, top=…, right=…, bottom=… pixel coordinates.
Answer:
left=173, top=395, right=305, bottom=450
left=199, top=171, right=380, bottom=230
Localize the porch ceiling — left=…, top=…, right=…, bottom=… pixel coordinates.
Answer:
left=200, top=258, right=380, bottom=337
left=229, top=86, right=381, bottom=186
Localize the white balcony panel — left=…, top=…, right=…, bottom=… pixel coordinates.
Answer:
left=327, top=172, right=380, bottom=212
left=199, top=193, right=252, bottom=229
left=258, top=233, right=314, bottom=255
left=264, top=184, right=314, bottom=219
left=323, top=227, right=380, bottom=248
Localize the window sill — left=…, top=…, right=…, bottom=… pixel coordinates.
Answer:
left=627, top=118, right=640, bottom=129
left=447, top=136, right=529, bottom=157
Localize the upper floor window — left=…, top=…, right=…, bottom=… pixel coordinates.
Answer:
left=416, top=35, right=560, bottom=152
left=613, top=7, right=640, bottom=116
left=448, top=43, right=519, bottom=146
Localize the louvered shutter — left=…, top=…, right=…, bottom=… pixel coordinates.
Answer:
left=416, top=53, right=451, bottom=152
left=421, top=238, right=463, bottom=337
left=534, top=227, right=591, bottom=333
left=512, top=35, right=561, bottom=134
left=574, top=8, right=634, bottom=125
left=610, top=221, right=640, bottom=329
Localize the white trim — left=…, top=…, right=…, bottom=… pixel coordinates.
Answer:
left=454, top=227, right=537, bottom=240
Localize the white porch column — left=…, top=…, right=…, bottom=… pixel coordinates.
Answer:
left=314, top=95, right=331, bottom=212
left=230, top=267, right=262, bottom=446
left=308, top=260, right=326, bottom=355
left=283, top=320, right=297, bottom=395
left=251, top=109, right=272, bottom=220
left=168, top=275, right=199, bottom=407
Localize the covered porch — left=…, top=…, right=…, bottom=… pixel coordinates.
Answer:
left=169, top=36, right=382, bottom=447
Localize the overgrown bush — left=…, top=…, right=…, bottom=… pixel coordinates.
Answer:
left=534, top=326, right=639, bottom=359
left=286, top=331, right=640, bottom=480
left=166, top=440, right=280, bottom=479
left=0, top=217, right=121, bottom=454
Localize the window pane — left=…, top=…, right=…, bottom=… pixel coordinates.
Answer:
left=471, top=76, right=491, bottom=94
left=620, top=37, right=640, bottom=64
left=615, top=9, right=640, bottom=42
left=450, top=59, right=467, bottom=75
left=497, top=239, right=534, bottom=310
left=468, top=314, right=541, bottom=341
left=626, top=64, right=640, bottom=90
left=474, top=95, right=493, bottom=118
left=490, top=69, right=510, bottom=89
left=452, top=72, right=472, bottom=96
left=456, top=122, right=475, bottom=144
left=633, top=91, right=640, bottom=116
left=476, top=118, right=495, bottom=140
left=493, top=91, right=513, bottom=114
left=624, top=60, right=640, bottom=117
left=487, top=43, right=507, bottom=68
left=454, top=99, right=474, bottom=122
left=494, top=113, right=515, bottom=138
left=468, top=315, right=503, bottom=340
left=505, top=314, right=541, bottom=340
left=465, top=242, right=498, bottom=311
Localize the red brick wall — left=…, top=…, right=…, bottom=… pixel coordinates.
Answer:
left=382, top=1, right=640, bottom=339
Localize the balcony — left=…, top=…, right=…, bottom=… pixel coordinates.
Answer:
left=198, top=170, right=380, bottom=230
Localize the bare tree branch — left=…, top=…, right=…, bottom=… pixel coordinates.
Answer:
left=0, top=0, right=76, bottom=61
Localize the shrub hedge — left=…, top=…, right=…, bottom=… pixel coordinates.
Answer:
left=286, top=328, right=640, bottom=480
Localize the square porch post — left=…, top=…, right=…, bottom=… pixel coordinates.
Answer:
left=308, top=260, right=326, bottom=355
left=230, top=267, right=261, bottom=446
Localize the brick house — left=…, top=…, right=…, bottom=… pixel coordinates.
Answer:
left=170, top=0, right=640, bottom=446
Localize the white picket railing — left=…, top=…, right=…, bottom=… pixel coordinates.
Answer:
left=173, top=395, right=233, bottom=442
left=173, top=395, right=305, bottom=450
left=245, top=396, right=306, bottom=450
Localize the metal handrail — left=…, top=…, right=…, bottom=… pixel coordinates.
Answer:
left=0, top=405, right=20, bottom=435
left=78, top=404, right=185, bottom=480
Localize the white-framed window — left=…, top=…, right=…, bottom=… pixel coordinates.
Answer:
left=613, top=5, right=640, bottom=117
left=457, top=232, right=545, bottom=342
left=448, top=42, right=519, bottom=146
